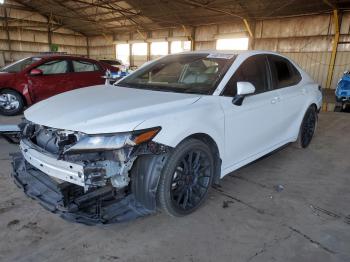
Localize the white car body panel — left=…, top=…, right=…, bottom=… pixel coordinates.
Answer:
left=24, top=50, right=322, bottom=179
left=24, top=85, right=201, bottom=134
left=137, top=95, right=226, bottom=163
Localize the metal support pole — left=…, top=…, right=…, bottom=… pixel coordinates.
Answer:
left=129, top=33, right=133, bottom=67
left=168, top=28, right=173, bottom=54
left=47, top=18, right=52, bottom=51
left=3, top=7, right=12, bottom=61
left=326, top=9, right=340, bottom=90
left=243, top=18, right=255, bottom=50
left=86, top=37, right=90, bottom=58
left=147, top=32, right=151, bottom=61
left=190, top=27, right=195, bottom=51
left=243, top=19, right=253, bottom=38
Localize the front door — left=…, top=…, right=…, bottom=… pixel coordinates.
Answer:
left=27, top=59, right=71, bottom=102
left=219, top=55, right=286, bottom=173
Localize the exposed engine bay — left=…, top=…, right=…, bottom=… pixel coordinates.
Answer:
left=5, top=121, right=170, bottom=224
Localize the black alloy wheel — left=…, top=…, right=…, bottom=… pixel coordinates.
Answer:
left=298, top=106, right=317, bottom=148
left=157, top=139, right=214, bottom=216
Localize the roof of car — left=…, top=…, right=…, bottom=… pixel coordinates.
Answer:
left=176, top=50, right=282, bottom=56
left=31, top=54, right=95, bottom=60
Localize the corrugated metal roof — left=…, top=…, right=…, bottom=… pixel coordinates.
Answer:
left=6, top=0, right=350, bottom=35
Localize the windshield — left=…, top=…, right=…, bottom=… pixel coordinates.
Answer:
left=117, top=53, right=235, bottom=95
left=1, top=57, right=42, bottom=73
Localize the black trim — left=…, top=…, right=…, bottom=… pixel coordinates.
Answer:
left=266, top=54, right=302, bottom=89
left=220, top=54, right=272, bottom=97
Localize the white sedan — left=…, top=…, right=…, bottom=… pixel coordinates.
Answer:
left=3, top=50, right=322, bottom=224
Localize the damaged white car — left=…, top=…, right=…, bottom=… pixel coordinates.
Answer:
left=1, top=51, right=322, bottom=224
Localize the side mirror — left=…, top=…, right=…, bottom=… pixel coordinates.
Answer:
left=29, top=68, right=43, bottom=76
left=232, top=82, right=256, bottom=106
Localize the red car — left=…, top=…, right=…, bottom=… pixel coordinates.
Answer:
left=0, top=55, right=118, bottom=116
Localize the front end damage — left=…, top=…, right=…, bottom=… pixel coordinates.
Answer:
left=5, top=121, right=170, bottom=225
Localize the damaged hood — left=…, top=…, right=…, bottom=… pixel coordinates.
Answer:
left=24, top=85, right=201, bottom=134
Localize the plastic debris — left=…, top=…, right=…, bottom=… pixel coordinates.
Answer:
left=274, top=185, right=285, bottom=192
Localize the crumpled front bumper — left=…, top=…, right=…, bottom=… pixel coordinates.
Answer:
left=11, top=153, right=153, bottom=225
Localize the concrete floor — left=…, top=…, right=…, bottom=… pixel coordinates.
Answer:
left=0, top=112, right=349, bottom=262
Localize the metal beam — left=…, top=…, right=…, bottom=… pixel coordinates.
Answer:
left=66, top=0, right=131, bottom=12
left=98, top=0, right=148, bottom=31
left=323, top=0, right=337, bottom=9
left=243, top=19, right=253, bottom=37
left=50, top=0, right=113, bottom=35
left=86, top=37, right=90, bottom=58
left=178, top=0, right=243, bottom=19
left=3, top=7, right=12, bottom=54
left=70, top=0, right=139, bottom=15
left=47, top=17, right=52, bottom=50
left=325, top=9, right=340, bottom=90
left=177, top=0, right=255, bottom=41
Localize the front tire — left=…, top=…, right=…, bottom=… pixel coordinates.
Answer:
left=157, top=139, right=214, bottom=216
left=0, top=89, right=24, bottom=116
left=295, top=106, right=317, bottom=148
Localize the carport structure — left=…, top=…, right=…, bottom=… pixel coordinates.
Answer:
left=1, top=0, right=350, bottom=90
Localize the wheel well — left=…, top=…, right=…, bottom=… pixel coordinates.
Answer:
left=187, top=133, right=222, bottom=185
left=0, top=88, right=27, bottom=106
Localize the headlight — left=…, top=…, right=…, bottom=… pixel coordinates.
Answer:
left=64, top=127, right=161, bottom=154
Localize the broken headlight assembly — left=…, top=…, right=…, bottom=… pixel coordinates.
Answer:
left=64, top=127, right=161, bottom=154
left=58, top=127, right=162, bottom=190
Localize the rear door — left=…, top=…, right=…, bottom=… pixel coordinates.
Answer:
left=68, top=59, right=106, bottom=89
left=267, top=54, right=305, bottom=137
left=27, top=59, right=71, bottom=102
left=219, top=55, right=286, bottom=171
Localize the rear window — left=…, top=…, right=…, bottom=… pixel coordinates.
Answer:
left=73, top=60, right=100, bottom=72
left=268, top=55, right=301, bottom=89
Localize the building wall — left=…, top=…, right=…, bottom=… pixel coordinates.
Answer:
left=87, top=34, right=115, bottom=60
left=0, top=3, right=88, bottom=66
left=254, top=13, right=350, bottom=89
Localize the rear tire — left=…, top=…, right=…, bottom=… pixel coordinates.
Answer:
left=157, top=139, right=214, bottom=216
left=294, top=106, right=317, bottom=148
left=0, top=89, right=24, bottom=116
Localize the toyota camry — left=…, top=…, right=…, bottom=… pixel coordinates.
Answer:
left=0, top=51, right=322, bottom=224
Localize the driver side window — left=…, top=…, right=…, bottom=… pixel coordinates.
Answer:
left=36, top=60, right=69, bottom=75
left=222, top=55, right=269, bottom=97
